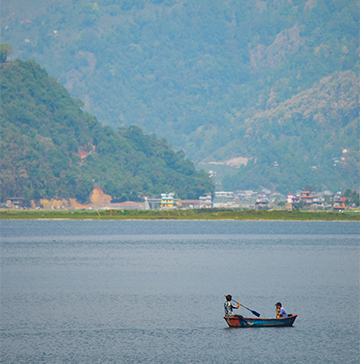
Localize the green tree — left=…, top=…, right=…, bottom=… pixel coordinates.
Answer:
left=0, top=44, right=13, bottom=63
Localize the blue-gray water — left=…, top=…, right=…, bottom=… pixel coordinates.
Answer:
left=1, top=220, right=359, bottom=363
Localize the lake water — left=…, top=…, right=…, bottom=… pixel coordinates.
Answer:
left=1, top=220, right=359, bottom=363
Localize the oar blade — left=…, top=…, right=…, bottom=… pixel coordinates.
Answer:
left=235, top=301, right=261, bottom=317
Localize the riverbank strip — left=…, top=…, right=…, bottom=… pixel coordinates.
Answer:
left=1, top=209, right=359, bottom=220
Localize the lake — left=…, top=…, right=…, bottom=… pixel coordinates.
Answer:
left=1, top=220, right=359, bottom=363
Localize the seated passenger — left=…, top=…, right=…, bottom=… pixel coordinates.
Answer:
left=275, top=302, right=288, bottom=318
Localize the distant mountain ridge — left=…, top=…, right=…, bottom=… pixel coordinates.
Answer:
left=0, top=59, right=214, bottom=203
left=204, top=71, right=358, bottom=159
left=220, top=71, right=359, bottom=193
left=1, top=0, right=359, bottom=192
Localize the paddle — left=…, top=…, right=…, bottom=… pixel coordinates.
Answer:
left=233, top=300, right=260, bottom=317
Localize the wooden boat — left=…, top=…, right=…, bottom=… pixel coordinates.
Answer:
left=224, top=314, right=298, bottom=328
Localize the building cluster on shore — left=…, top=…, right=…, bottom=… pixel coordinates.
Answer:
left=3, top=187, right=358, bottom=212
left=216, top=189, right=358, bottom=211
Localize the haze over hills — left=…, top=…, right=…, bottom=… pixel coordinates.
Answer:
left=221, top=70, right=359, bottom=192
left=1, top=0, right=359, bottom=193
left=0, top=59, right=214, bottom=203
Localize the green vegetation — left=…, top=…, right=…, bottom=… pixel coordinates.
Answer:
left=1, top=0, right=359, bottom=192
left=343, top=189, right=360, bottom=207
left=0, top=59, right=214, bottom=203
left=0, top=43, right=13, bottom=62
left=1, top=209, right=358, bottom=221
left=221, top=70, right=359, bottom=193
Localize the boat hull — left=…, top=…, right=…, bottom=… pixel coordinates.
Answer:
left=224, top=314, right=298, bottom=328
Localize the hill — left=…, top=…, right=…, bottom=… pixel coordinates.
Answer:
left=1, top=0, right=359, bottom=192
left=220, top=70, right=359, bottom=193
left=0, top=59, right=214, bottom=203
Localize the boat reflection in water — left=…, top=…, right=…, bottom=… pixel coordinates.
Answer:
left=224, top=314, right=298, bottom=328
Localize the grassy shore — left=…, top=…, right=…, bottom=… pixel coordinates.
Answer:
left=0, top=209, right=359, bottom=221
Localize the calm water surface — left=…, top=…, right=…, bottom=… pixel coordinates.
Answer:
left=1, top=220, right=359, bottom=363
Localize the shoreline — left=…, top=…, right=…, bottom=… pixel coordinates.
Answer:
left=0, top=209, right=359, bottom=221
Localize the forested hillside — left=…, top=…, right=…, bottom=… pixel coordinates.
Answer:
left=1, top=0, right=359, bottom=192
left=0, top=59, right=214, bottom=203
left=221, top=70, right=359, bottom=193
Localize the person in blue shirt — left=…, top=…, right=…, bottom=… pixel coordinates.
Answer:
left=275, top=302, right=288, bottom=317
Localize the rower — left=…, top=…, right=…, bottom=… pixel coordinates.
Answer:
left=224, top=294, right=252, bottom=325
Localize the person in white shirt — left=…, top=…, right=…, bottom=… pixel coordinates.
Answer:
left=224, top=294, right=251, bottom=325
left=224, top=294, right=240, bottom=316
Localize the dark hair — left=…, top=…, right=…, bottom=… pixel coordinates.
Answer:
left=226, top=295, right=232, bottom=301
left=275, top=302, right=282, bottom=307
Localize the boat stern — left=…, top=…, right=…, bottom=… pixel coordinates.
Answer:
left=224, top=316, right=247, bottom=328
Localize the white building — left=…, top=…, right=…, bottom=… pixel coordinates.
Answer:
left=215, top=191, right=234, bottom=199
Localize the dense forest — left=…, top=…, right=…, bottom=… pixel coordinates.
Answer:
left=221, top=70, right=359, bottom=192
left=0, top=59, right=214, bottom=203
left=1, top=0, right=359, bottom=193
